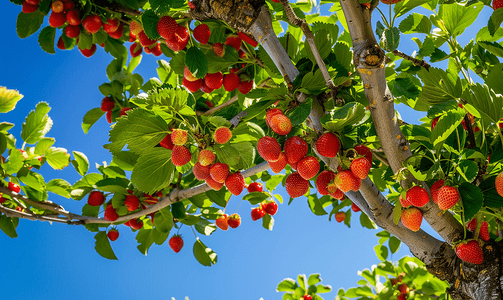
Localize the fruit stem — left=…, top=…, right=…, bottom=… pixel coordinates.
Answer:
left=374, top=7, right=389, bottom=28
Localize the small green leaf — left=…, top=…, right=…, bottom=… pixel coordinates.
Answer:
left=380, top=27, right=400, bottom=52
left=3, top=149, right=24, bottom=174
left=72, top=151, right=89, bottom=176
left=21, top=102, right=52, bottom=144
left=16, top=11, right=44, bottom=39
left=195, top=219, right=217, bottom=236
left=47, top=179, right=72, bottom=198
left=94, top=231, right=118, bottom=260
left=0, top=215, right=18, bottom=238
left=185, top=47, right=208, bottom=79
left=307, top=274, right=322, bottom=286
left=488, top=9, right=503, bottom=36
left=0, top=87, right=23, bottom=113
left=399, top=13, right=432, bottom=34
left=95, top=178, right=129, bottom=194
left=131, top=148, right=174, bottom=194
left=360, top=212, right=377, bottom=229
left=193, top=238, right=217, bottom=266
left=374, top=244, right=389, bottom=261
left=456, top=160, right=478, bottom=183
left=288, top=98, right=312, bottom=126
left=321, top=102, right=367, bottom=132
left=459, top=182, right=483, bottom=222
left=262, top=214, right=274, bottom=231
left=141, top=9, right=161, bottom=40
left=276, top=278, right=298, bottom=292
left=38, top=26, right=56, bottom=54
left=389, top=236, right=401, bottom=254
left=45, top=147, right=70, bottom=170
left=307, top=194, right=328, bottom=216
left=34, top=137, right=55, bottom=155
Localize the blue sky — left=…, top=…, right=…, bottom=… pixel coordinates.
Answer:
left=0, top=1, right=493, bottom=299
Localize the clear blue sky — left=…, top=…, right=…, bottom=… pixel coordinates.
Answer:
left=0, top=2, right=492, bottom=299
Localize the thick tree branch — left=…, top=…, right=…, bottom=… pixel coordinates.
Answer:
left=391, top=50, right=431, bottom=70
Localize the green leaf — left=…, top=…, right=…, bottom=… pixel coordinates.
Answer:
left=266, top=175, right=283, bottom=191
left=82, top=204, right=100, bottom=217
left=374, top=244, right=389, bottom=261
left=103, top=38, right=128, bottom=60
left=0, top=215, right=18, bottom=238
left=361, top=212, right=377, bottom=229
left=141, top=9, right=161, bottom=40
left=203, top=46, right=240, bottom=73
left=94, top=231, right=118, bottom=260
left=17, top=168, right=45, bottom=191
left=3, top=149, right=24, bottom=174
left=456, top=160, right=478, bottom=183
left=389, top=236, right=401, bottom=254
left=262, top=214, right=274, bottom=231
left=21, top=102, right=52, bottom=144
left=104, top=109, right=170, bottom=155
left=34, top=137, right=55, bottom=155
left=243, top=192, right=269, bottom=205
left=46, top=179, right=72, bottom=198
left=232, top=142, right=256, bottom=170
left=438, top=3, right=483, bottom=38
left=476, top=26, right=503, bottom=43
left=459, top=182, right=483, bottom=222
left=287, top=98, right=313, bottom=126
left=154, top=207, right=173, bottom=234
left=0, top=122, right=14, bottom=132
left=478, top=41, right=503, bottom=58
left=45, top=147, right=70, bottom=170
left=480, top=175, right=503, bottom=208
left=77, top=31, right=93, bottom=51
left=321, top=102, right=367, bottom=132
left=136, top=229, right=161, bottom=255
left=304, top=29, right=333, bottom=62
left=38, top=26, right=56, bottom=54
left=214, top=144, right=240, bottom=167
left=462, top=83, right=503, bottom=125
left=71, top=173, right=103, bottom=200
left=380, top=27, right=400, bottom=52
left=72, top=151, right=89, bottom=176
left=394, top=0, right=432, bottom=18
left=16, top=11, right=44, bottom=39
left=193, top=238, right=217, bottom=266
left=130, top=147, right=175, bottom=194
left=307, top=194, right=328, bottom=216
left=195, top=219, right=217, bottom=236
left=206, top=189, right=228, bottom=207
left=417, top=67, right=462, bottom=105
left=112, top=151, right=139, bottom=171
left=95, top=178, right=129, bottom=194
left=276, top=278, right=298, bottom=292
left=0, top=87, right=23, bottom=113
left=307, top=274, right=322, bottom=286
left=399, top=13, right=432, bottom=34
left=486, top=64, right=503, bottom=96
left=301, top=70, right=326, bottom=92
left=185, top=47, right=208, bottom=79
left=389, top=77, right=420, bottom=99
left=488, top=8, right=503, bottom=36
left=430, top=107, right=465, bottom=147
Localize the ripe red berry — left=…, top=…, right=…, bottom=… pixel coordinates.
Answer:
left=87, top=191, right=105, bottom=206
left=398, top=283, right=409, bottom=294
left=51, top=0, right=63, bottom=13
left=82, top=15, right=102, bottom=34
left=284, top=136, right=308, bottom=165
left=316, top=132, right=340, bottom=158
left=66, top=9, right=80, bottom=25
left=120, top=107, right=131, bottom=116
left=316, top=170, right=336, bottom=195
left=129, top=218, right=143, bottom=230
left=431, top=117, right=439, bottom=130
left=238, top=31, right=258, bottom=47
left=257, top=136, right=281, bottom=162
left=225, top=172, right=245, bottom=196
left=213, top=127, right=232, bottom=144
left=205, top=72, right=223, bottom=90
left=330, top=188, right=345, bottom=200
left=159, top=133, right=174, bottom=150
left=269, top=152, right=287, bottom=173
left=406, top=186, right=429, bottom=207
left=264, top=201, right=278, bottom=215
left=334, top=170, right=360, bottom=193
left=285, top=172, right=309, bottom=198
left=49, top=12, right=66, bottom=28
left=455, top=240, right=484, bottom=264
left=130, top=42, right=143, bottom=57
left=265, top=109, right=283, bottom=128
left=430, top=179, right=445, bottom=203
left=100, top=96, right=115, bottom=112
left=494, top=0, right=503, bottom=10
left=351, top=203, right=361, bottom=212
left=8, top=182, right=21, bottom=193
left=350, top=157, right=371, bottom=179
left=216, top=214, right=229, bottom=230
left=225, top=34, right=242, bottom=51
left=79, top=44, right=97, bottom=58
left=171, top=145, right=191, bottom=166
left=251, top=207, right=266, bottom=221
left=437, top=185, right=460, bottom=210
left=205, top=176, right=224, bottom=191
left=171, top=129, right=188, bottom=145
left=210, top=163, right=229, bottom=183
left=169, top=234, right=184, bottom=253
left=104, top=204, right=119, bottom=221
left=108, top=24, right=124, bottom=39
left=182, top=77, right=202, bottom=92
left=22, top=1, right=38, bottom=13
left=63, top=1, right=74, bottom=12
left=63, top=24, right=80, bottom=38
left=124, top=194, right=140, bottom=211
left=165, top=25, right=189, bottom=51
left=297, top=156, right=320, bottom=180
left=227, top=213, right=241, bottom=228
left=183, top=66, right=198, bottom=81
left=237, top=80, right=253, bottom=94
left=198, top=149, right=215, bottom=166
left=401, top=207, right=423, bottom=231
left=270, top=114, right=292, bottom=135
left=107, top=229, right=119, bottom=241
left=157, top=16, right=178, bottom=39
left=354, top=145, right=373, bottom=164
left=193, top=23, right=210, bottom=44
left=103, top=18, right=119, bottom=34
left=213, top=42, right=225, bottom=57
left=335, top=212, right=346, bottom=223
left=200, top=80, right=214, bottom=93
left=495, top=171, right=503, bottom=197
left=138, top=30, right=156, bottom=47
left=223, top=73, right=240, bottom=92
left=380, top=0, right=402, bottom=4
left=399, top=193, right=412, bottom=208
left=247, top=182, right=263, bottom=193
left=25, top=0, right=40, bottom=5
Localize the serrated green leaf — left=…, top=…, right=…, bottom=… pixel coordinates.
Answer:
left=38, top=26, right=56, bottom=54
left=94, top=231, right=118, bottom=260
left=307, top=274, right=322, bottom=286
left=214, top=144, right=240, bottom=167
left=141, top=9, right=161, bottom=40
left=321, top=102, right=367, bottom=132
left=304, top=29, right=333, bottom=62
left=276, top=278, right=298, bottom=292
left=205, top=189, right=227, bottom=207
left=301, top=70, right=326, bottom=92
left=0, top=215, right=18, bottom=238
left=288, top=98, right=313, bottom=126
left=489, top=9, right=503, bottom=36
left=72, top=151, right=89, bottom=176
left=3, top=149, right=24, bottom=174
left=430, top=107, right=465, bottom=146
left=16, top=11, right=44, bottom=39
left=21, top=102, right=52, bottom=144
left=399, top=13, right=432, bottom=34
left=417, top=67, right=462, bottom=105
left=380, top=27, right=400, bottom=52
left=478, top=41, right=503, bottom=57
left=480, top=175, right=503, bottom=208
left=193, top=238, right=217, bottom=266
left=112, top=151, right=139, bottom=171
left=130, top=147, right=174, bottom=194
left=34, top=137, right=55, bottom=155
left=374, top=244, right=388, bottom=261
left=17, top=168, right=45, bottom=191
left=394, top=0, right=431, bottom=18
left=463, top=83, right=503, bottom=125
left=46, top=179, right=72, bottom=198
left=45, top=147, right=70, bottom=170
left=82, top=203, right=100, bottom=217
left=104, top=109, right=170, bottom=155
left=459, top=182, right=483, bottom=222
left=438, top=3, right=483, bottom=38
left=456, top=160, right=478, bottom=183
left=185, top=47, right=208, bottom=79
left=232, top=141, right=255, bottom=169
left=95, top=178, right=129, bottom=194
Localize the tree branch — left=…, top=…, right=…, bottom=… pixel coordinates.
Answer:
left=391, top=50, right=431, bottom=70
left=94, top=0, right=141, bottom=16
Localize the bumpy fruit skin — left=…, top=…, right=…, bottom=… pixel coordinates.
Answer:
left=198, top=149, right=215, bottom=166
left=350, top=157, right=371, bottom=179
left=213, top=42, right=225, bottom=57
left=297, top=156, right=320, bottom=180
left=316, top=170, right=336, bottom=195
left=182, top=77, right=202, bottom=92
left=223, top=73, right=240, bottom=92
left=79, top=44, right=97, bottom=57
left=335, top=212, right=346, bottom=223
left=103, top=18, right=119, bottom=34
left=213, top=127, right=232, bottom=144
left=334, top=170, right=359, bottom=193
left=169, top=235, right=184, bottom=253
left=193, top=24, right=210, bottom=44
left=351, top=203, right=361, bottom=212
left=466, top=219, right=490, bottom=241
left=455, top=240, right=484, bottom=264
left=82, top=15, right=102, bottom=34
left=496, top=172, right=503, bottom=197
left=257, top=136, right=281, bottom=162
left=205, top=176, right=224, bottom=190
left=399, top=194, right=411, bottom=208
left=171, top=145, right=191, bottom=166
left=159, top=133, right=174, bottom=150
left=265, top=109, right=283, bottom=128
left=247, top=182, right=263, bottom=193
left=238, top=31, right=258, bottom=47
left=330, top=188, right=345, bottom=200
left=8, top=182, right=21, bottom=193
left=284, top=136, right=308, bottom=165
left=225, top=34, right=242, bottom=51
left=251, top=207, right=266, bottom=221
left=104, top=204, right=119, bottom=221
left=437, top=185, right=460, bottom=210
left=430, top=179, right=445, bottom=203
left=107, top=229, right=119, bottom=241
left=49, top=12, right=66, bottom=28
left=157, top=16, right=177, bottom=39
left=171, top=129, right=188, bottom=145
left=130, top=42, right=143, bottom=57
left=494, top=0, right=503, bottom=10
left=354, top=145, right=373, bottom=164
left=285, top=172, right=309, bottom=198
left=183, top=66, right=198, bottom=81
left=215, top=214, right=229, bottom=230
left=406, top=186, right=429, bottom=207
left=138, top=30, right=156, bottom=47
left=237, top=80, right=253, bottom=94
left=130, top=218, right=143, bottom=230
left=401, top=207, right=423, bottom=231
left=264, top=201, right=278, bottom=215
left=269, top=152, right=287, bottom=173
left=205, top=72, right=223, bottom=90
left=100, top=96, right=115, bottom=112
left=225, top=172, right=245, bottom=196
left=108, top=24, right=124, bottom=39
left=316, top=132, right=340, bottom=158
left=87, top=191, right=105, bottom=206
left=124, top=195, right=140, bottom=211
left=210, top=163, right=230, bottom=183
left=227, top=213, right=241, bottom=228
left=22, top=1, right=38, bottom=13
left=270, top=114, right=292, bottom=135
left=66, top=9, right=80, bottom=25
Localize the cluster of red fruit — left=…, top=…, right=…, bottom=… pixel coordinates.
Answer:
left=183, top=66, right=253, bottom=95
left=389, top=275, right=409, bottom=300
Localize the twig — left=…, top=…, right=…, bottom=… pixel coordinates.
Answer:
left=279, top=0, right=338, bottom=100
left=372, top=151, right=390, bottom=167
left=392, top=50, right=430, bottom=70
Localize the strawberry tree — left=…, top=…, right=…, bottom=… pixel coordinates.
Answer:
left=5, top=0, right=503, bottom=297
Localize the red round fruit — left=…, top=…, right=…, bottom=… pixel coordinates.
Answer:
left=124, top=194, right=140, bottom=211
left=247, top=182, right=263, bottom=193
left=100, top=96, right=115, bottom=112
left=82, top=15, right=102, bottom=34
left=64, top=25, right=80, bottom=39
left=103, top=18, right=119, bottom=34
left=66, top=9, right=80, bottom=25
left=108, top=24, right=124, bottom=39
left=130, top=218, right=143, bottom=230
left=49, top=12, right=66, bottom=28
left=223, top=73, right=240, bottom=92
left=87, top=191, right=105, bottom=206
left=8, top=182, right=21, bottom=193
left=104, top=204, right=119, bottom=221
left=251, top=207, right=266, bottom=221
left=237, top=80, right=253, bottom=94
left=120, top=107, right=131, bottom=116
left=406, top=186, right=430, bottom=207
left=205, top=72, right=223, bottom=90
left=264, top=201, right=278, bottom=215
left=227, top=213, right=241, bottom=228
left=160, top=133, right=174, bottom=150
left=130, top=42, right=143, bottom=57
left=193, top=23, right=210, bottom=44
left=79, top=44, right=97, bottom=58
left=215, top=214, right=229, bottom=231
left=107, top=229, right=119, bottom=241
left=316, top=132, right=340, bottom=158
left=22, top=1, right=38, bottom=13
